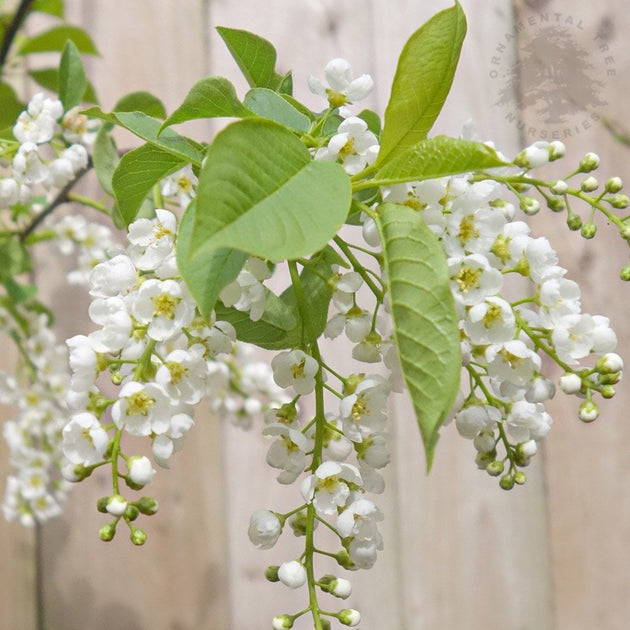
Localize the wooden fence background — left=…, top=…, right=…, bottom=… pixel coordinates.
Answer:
left=1, top=0, right=629, bottom=628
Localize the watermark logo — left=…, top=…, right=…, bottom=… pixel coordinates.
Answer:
left=489, top=12, right=616, bottom=141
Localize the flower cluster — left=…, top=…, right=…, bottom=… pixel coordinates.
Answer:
left=62, top=209, right=284, bottom=542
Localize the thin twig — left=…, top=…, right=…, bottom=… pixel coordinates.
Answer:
left=0, top=0, right=36, bottom=69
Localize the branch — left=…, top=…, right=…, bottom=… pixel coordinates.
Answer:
left=0, top=0, right=36, bottom=69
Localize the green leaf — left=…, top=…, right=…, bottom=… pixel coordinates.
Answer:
left=29, top=68, right=98, bottom=103
left=59, top=40, right=86, bottom=109
left=82, top=107, right=203, bottom=165
left=113, top=91, right=167, bottom=118
left=0, top=236, right=32, bottom=281
left=92, top=126, right=119, bottom=196
left=160, top=77, right=250, bottom=132
left=373, top=136, right=510, bottom=186
left=213, top=248, right=335, bottom=350
left=0, top=82, right=24, bottom=131
left=31, top=0, right=65, bottom=17
left=19, top=25, right=99, bottom=55
left=243, top=88, right=310, bottom=132
left=375, top=203, right=461, bottom=470
left=176, top=200, right=247, bottom=319
left=112, top=143, right=185, bottom=226
left=216, top=26, right=285, bottom=90
left=186, top=118, right=350, bottom=264
left=3, top=277, right=37, bottom=304
left=377, top=2, right=466, bottom=165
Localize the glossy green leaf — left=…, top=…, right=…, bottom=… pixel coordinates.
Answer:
left=186, top=118, right=350, bottom=263
left=19, top=25, right=98, bottom=55
left=113, top=91, right=166, bottom=118
left=216, top=26, right=284, bottom=90
left=243, top=88, right=310, bottom=132
left=176, top=200, right=247, bottom=320
left=375, top=202, right=461, bottom=470
left=82, top=107, right=203, bottom=165
left=160, top=77, right=250, bottom=132
left=377, top=2, right=466, bottom=165
left=31, top=0, right=64, bottom=17
left=29, top=68, right=98, bottom=103
left=373, top=136, right=510, bottom=186
left=92, top=126, right=119, bottom=195
left=59, top=40, right=86, bottom=109
left=112, top=143, right=185, bottom=225
left=0, top=82, right=24, bottom=131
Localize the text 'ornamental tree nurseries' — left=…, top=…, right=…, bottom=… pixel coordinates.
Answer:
left=0, top=2, right=628, bottom=628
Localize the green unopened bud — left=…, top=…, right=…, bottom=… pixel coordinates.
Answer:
left=130, top=526, right=147, bottom=546
left=265, top=565, right=280, bottom=582
left=578, top=400, right=599, bottom=422
left=608, top=193, right=629, bottom=209
left=99, top=522, right=116, bottom=542
left=125, top=504, right=140, bottom=521
left=620, top=264, right=630, bottom=281
left=343, top=373, right=365, bottom=395
left=579, top=152, right=600, bottom=172
left=289, top=510, right=308, bottom=537
left=605, top=176, right=623, bottom=193
left=499, top=474, right=515, bottom=490
left=486, top=460, right=504, bottom=477
left=520, top=197, right=540, bottom=215
left=581, top=224, right=597, bottom=239
left=547, top=196, right=566, bottom=212
left=514, top=471, right=527, bottom=485
left=320, top=620, right=332, bottom=630
left=272, top=614, right=294, bottom=630
left=96, top=496, right=109, bottom=513
left=600, top=384, right=616, bottom=399
left=580, top=176, right=599, bottom=192
left=598, top=371, right=621, bottom=385
left=110, top=371, right=124, bottom=385
left=338, top=609, right=361, bottom=626
left=620, top=225, right=630, bottom=241
left=334, top=549, right=355, bottom=570
left=135, top=496, right=159, bottom=515
left=550, top=180, right=569, bottom=195
left=566, top=214, right=583, bottom=231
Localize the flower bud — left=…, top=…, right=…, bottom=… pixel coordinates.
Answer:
left=566, top=214, right=583, bottom=231
left=514, top=471, right=527, bottom=485
left=128, top=456, right=156, bottom=487
left=486, top=460, right=504, bottom=477
left=621, top=264, right=630, bottom=281
left=334, top=549, right=355, bottom=570
left=550, top=180, right=568, bottom=195
left=130, top=526, right=147, bottom=546
left=136, top=496, right=159, bottom=515
left=605, top=176, right=623, bottom=193
left=277, top=561, right=307, bottom=589
left=559, top=373, right=582, bottom=394
left=596, top=352, right=624, bottom=374
left=580, top=176, right=598, bottom=192
left=600, top=384, right=616, bottom=399
left=265, top=565, right=280, bottom=582
left=248, top=509, right=283, bottom=549
left=289, top=510, right=308, bottom=537
left=106, top=495, right=127, bottom=516
left=520, top=197, right=540, bottom=215
left=272, top=615, right=293, bottom=629
left=579, top=152, right=600, bottom=172
left=578, top=400, right=599, bottom=422
left=547, top=196, right=565, bottom=212
left=608, top=193, right=629, bottom=209
left=339, top=609, right=361, bottom=626
left=321, top=575, right=352, bottom=599
left=99, top=523, right=116, bottom=541
left=620, top=225, right=630, bottom=241
left=499, top=474, right=515, bottom=490
left=580, top=224, right=597, bottom=239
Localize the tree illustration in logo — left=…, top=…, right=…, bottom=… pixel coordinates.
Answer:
left=496, top=25, right=607, bottom=124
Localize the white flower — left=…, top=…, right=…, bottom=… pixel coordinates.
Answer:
left=62, top=412, right=109, bottom=465
left=87, top=296, right=132, bottom=353
left=13, top=93, right=62, bottom=144
left=449, top=253, right=503, bottom=306
left=155, top=345, right=208, bottom=405
left=455, top=404, right=501, bottom=439
left=111, top=381, right=173, bottom=436
left=559, top=372, right=582, bottom=394
left=277, top=560, right=307, bottom=589
left=130, top=278, right=195, bottom=342
left=13, top=142, right=49, bottom=184
left=301, top=461, right=362, bottom=516
left=486, top=340, right=541, bottom=391
left=271, top=349, right=319, bottom=395
left=219, top=257, right=271, bottom=321
left=127, top=209, right=177, bottom=270
left=339, top=375, right=389, bottom=442
left=552, top=313, right=616, bottom=365
left=128, top=456, right=156, bottom=486
left=464, top=296, right=515, bottom=345
left=248, top=509, right=282, bottom=549
left=89, top=254, right=137, bottom=298
left=263, top=423, right=311, bottom=484
left=506, top=400, right=552, bottom=442
left=161, top=164, right=197, bottom=208
left=308, top=58, right=374, bottom=106
left=336, top=498, right=383, bottom=540
left=314, top=116, right=379, bottom=175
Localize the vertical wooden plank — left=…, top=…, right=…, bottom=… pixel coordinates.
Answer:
left=0, top=345, right=38, bottom=630
left=514, top=1, right=630, bottom=628
left=30, top=2, right=230, bottom=629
